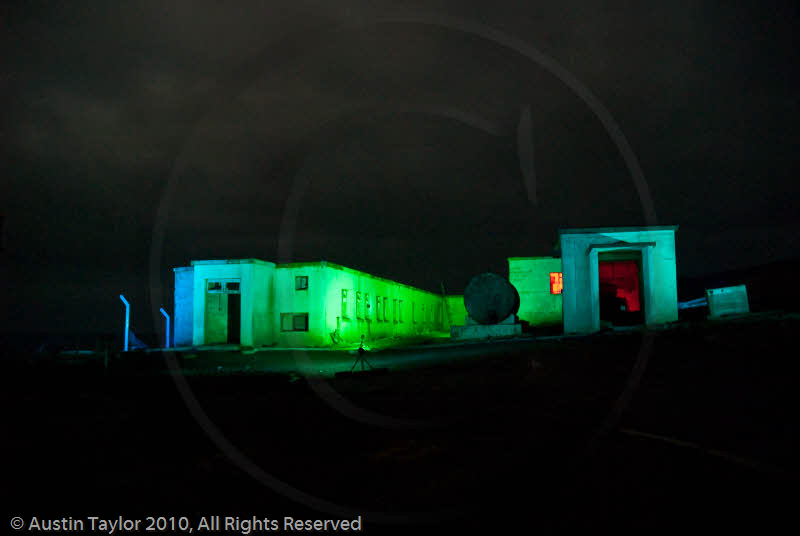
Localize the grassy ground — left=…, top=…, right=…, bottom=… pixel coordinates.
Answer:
left=3, top=313, right=798, bottom=533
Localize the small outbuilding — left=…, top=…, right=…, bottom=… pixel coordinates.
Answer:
left=559, top=226, right=679, bottom=334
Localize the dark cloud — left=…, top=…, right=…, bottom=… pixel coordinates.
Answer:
left=3, top=0, right=799, bottom=333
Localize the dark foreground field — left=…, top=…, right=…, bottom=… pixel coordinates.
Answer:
left=3, top=314, right=798, bottom=533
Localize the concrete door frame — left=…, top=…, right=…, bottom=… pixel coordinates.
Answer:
left=588, top=242, right=655, bottom=332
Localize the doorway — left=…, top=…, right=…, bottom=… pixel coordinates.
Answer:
left=598, top=254, right=644, bottom=326
left=227, top=293, right=241, bottom=343
left=203, top=279, right=242, bottom=344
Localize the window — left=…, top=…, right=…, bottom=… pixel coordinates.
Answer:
left=208, top=280, right=240, bottom=293
left=341, top=289, right=349, bottom=318
left=376, top=295, right=382, bottom=321
left=398, top=300, right=403, bottom=323
left=224, top=281, right=240, bottom=293
left=295, top=276, right=308, bottom=290
left=550, top=272, right=563, bottom=295
left=356, top=292, right=362, bottom=318
left=412, top=302, right=416, bottom=323
left=393, top=299, right=397, bottom=323
left=421, top=303, right=426, bottom=323
left=365, top=293, right=370, bottom=319
left=281, top=313, right=309, bottom=332
left=293, top=314, right=309, bottom=331
left=383, top=297, right=388, bottom=322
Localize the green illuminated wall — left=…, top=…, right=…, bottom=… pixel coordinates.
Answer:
left=508, top=257, right=563, bottom=326
left=274, top=263, right=329, bottom=347
left=445, top=295, right=467, bottom=327
left=173, top=258, right=450, bottom=347
left=317, top=262, right=446, bottom=346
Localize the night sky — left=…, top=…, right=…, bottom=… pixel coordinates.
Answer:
left=3, top=1, right=799, bottom=335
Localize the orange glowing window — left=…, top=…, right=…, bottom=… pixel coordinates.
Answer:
left=550, top=272, right=563, bottom=294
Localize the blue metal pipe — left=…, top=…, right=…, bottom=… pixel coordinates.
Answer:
left=160, top=307, right=170, bottom=348
left=119, top=294, right=130, bottom=351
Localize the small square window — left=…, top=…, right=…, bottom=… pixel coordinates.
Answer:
left=376, top=295, right=382, bottom=321
left=207, top=281, right=222, bottom=292
left=356, top=292, right=362, bottom=318
left=341, top=289, right=349, bottom=318
left=295, top=276, right=309, bottom=290
left=224, top=281, right=240, bottom=292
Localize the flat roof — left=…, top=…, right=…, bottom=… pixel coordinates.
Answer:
left=190, top=259, right=275, bottom=266
left=559, top=225, right=678, bottom=235
left=278, top=260, right=441, bottom=297
left=180, top=258, right=441, bottom=297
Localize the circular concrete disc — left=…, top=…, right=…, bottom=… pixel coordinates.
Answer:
left=463, top=272, right=520, bottom=325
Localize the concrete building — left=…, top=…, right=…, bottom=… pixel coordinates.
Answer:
left=507, top=257, right=563, bottom=327
left=559, top=226, right=679, bottom=334
left=173, top=259, right=446, bottom=348
left=173, top=226, right=679, bottom=346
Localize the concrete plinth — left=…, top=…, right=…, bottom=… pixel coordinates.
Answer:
left=450, top=314, right=522, bottom=340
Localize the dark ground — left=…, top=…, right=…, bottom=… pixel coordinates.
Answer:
left=3, top=313, right=798, bottom=533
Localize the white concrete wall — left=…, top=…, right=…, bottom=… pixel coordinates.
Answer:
left=508, top=257, right=563, bottom=326
left=560, top=228, right=678, bottom=334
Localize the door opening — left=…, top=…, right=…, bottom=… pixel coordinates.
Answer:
left=599, top=258, right=643, bottom=326
left=227, top=293, right=241, bottom=344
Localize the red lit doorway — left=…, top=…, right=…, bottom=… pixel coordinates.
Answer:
left=599, top=254, right=644, bottom=326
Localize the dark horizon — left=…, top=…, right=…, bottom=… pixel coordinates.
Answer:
left=3, top=1, right=799, bottom=335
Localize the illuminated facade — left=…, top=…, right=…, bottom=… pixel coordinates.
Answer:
left=172, top=227, right=679, bottom=346
left=507, top=257, right=563, bottom=327
left=173, top=259, right=446, bottom=347
left=506, top=227, right=679, bottom=334
left=559, top=226, right=679, bottom=334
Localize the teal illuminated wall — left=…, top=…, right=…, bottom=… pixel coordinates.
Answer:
left=173, top=267, right=194, bottom=346
left=560, top=226, right=679, bottom=334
